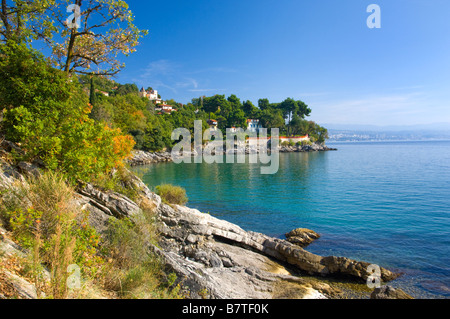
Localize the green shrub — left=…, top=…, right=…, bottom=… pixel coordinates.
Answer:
left=9, top=208, right=43, bottom=249
left=104, top=218, right=145, bottom=268
left=0, top=41, right=135, bottom=183
left=102, top=213, right=181, bottom=299
left=1, top=171, right=105, bottom=298
left=155, top=184, right=188, bottom=205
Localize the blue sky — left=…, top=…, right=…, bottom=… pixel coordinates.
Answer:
left=115, top=0, right=450, bottom=126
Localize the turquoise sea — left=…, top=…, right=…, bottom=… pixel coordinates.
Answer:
left=134, top=140, right=450, bottom=299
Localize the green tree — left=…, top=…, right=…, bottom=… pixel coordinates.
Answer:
left=114, top=83, right=139, bottom=96
left=258, top=98, right=270, bottom=111
left=307, top=122, right=328, bottom=144
left=165, top=99, right=181, bottom=109
left=259, top=108, right=285, bottom=132
left=280, top=98, right=297, bottom=123
left=49, top=0, right=147, bottom=75
left=228, top=108, right=247, bottom=129
left=227, top=94, right=242, bottom=110
left=295, top=100, right=311, bottom=119
left=0, top=0, right=56, bottom=43
left=243, top=100, right=258, bottom=119
left=0, top=41, right=72, bottom=111
left=203, top=95, right=228, bottom=119
left=289, top=113, right=307, bottom=136
left=279, top=98, right=312, bottom=136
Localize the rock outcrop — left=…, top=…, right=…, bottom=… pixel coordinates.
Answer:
left=0, top=159, right=25, bottom=189
left=127, top=143, right=338, bottom=167
left=156, top=204, right=399, bottom=284
left=0, top=227, right=50, bottom=299
left=127, top=150, right=173, bottom=166
left=77, top=181, right=141, bottom=219
left=280, top=144, right=337, bottom=153
left=0, top=153, right=401, bottom=300
left=285, top=228, right=321, bottom=247
left=71, top=174, right=399, bottom=299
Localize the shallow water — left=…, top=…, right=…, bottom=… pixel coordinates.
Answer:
left=134, top=140, right=450, bottom=299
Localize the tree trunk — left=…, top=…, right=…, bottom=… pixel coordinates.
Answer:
left=0, top=0, right=12, bottom=40
left=64, top=30, right=76, bottom=73
left=64, top=0, right=82, bottom=73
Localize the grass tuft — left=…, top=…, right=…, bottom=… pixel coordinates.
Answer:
left=155, top=184, right=188, bottom=206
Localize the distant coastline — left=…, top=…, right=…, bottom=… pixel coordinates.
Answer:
left=327, top=126, right=450, bottom=142
left=328, top=138, right=450, bottom=143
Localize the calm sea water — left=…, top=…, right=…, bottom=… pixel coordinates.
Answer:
left=133, top=141, right=450, bottom=299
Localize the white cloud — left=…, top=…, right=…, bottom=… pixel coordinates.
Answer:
left=133, top=60, right=232, bottom=100
left=308, top=91, right=450, bottom=126
left=189, top=67, right=238, bottom=74
left=142, top=60, right=178, bottom=77
left=176, top=78, right=199, bottom=89
left=188, top=88, right=226, bottom=93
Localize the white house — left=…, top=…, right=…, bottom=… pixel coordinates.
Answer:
left=140, top=87, right=162, bottom=104
left=247, top=119, right=262, bottom=133
left=148, top=90, right=158, bottom=100
left=155, top=104, right=177, bottom=115
left=161, top=104, right=174, bottom=112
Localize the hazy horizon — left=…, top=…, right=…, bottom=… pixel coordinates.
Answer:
left=321, top=122, right=450, bottom=132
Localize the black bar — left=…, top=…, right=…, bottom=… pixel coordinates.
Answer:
left=0, top=299, right=447, bottom=318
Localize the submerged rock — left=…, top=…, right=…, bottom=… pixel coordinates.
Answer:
left=371, top=286, right=414, bottom=299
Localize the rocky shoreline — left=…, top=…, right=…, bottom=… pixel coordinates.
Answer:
left=76, top=174, right=407, bottom=299
left=127, top=143, right=337, bottom=167
left=127, top=150, right=173, bottom=166
left=279, top=143, right=337, bottom=153
left=0, top=144, right=412, bottom=300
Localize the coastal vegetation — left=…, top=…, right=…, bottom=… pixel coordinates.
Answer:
left=85, top=79, right=330, bottom=151
left=0, top=170, right=181, bottom=299
left=0, top=0, right=174, bottom=299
